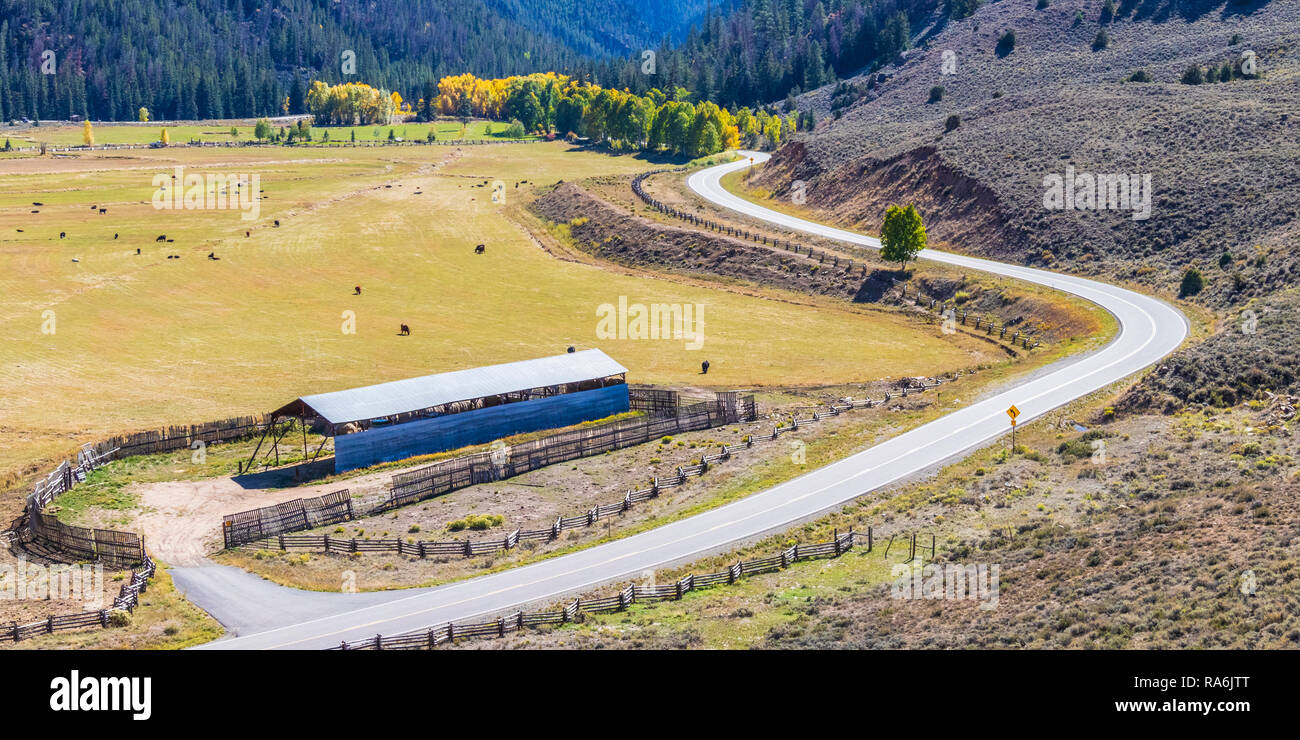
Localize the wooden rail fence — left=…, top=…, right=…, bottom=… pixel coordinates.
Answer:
left=221, top=392, right=756, bottom=548
left=238, top=388, right=942, bottom=558
left=632, top=170, right=1045, bottom=351
left=2, top=556, right=155, bottom=643
left=330, top=529, right=872, bottom=649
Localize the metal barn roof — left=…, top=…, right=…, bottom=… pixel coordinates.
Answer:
left=273, top=349, right=627, bottom=425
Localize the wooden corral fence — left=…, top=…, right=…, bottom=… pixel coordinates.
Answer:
left=237, top=385, right=943, bottom=558
left=381, top=392, right=754, bottom=511
left=222, top=490, right=353, bottom=549
left=223, top=392, right=757, bottom=548
left=19, top=413, right=272, bottom=562
left=330, top=529, right=872, bottom=650
left=628, top=387, right=681, bottom=417
left=632, top=171, right=1045, bottom=352
left=97, top=414, right=271, bottom=460
left=1, top=555, right=155, bottom=644
left=13, top=411, right=275, bottom=621
left=22, top=511, right=145, bottom=566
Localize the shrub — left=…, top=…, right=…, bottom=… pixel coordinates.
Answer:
left=1093, top=30, right=1110, bottom=51
left=945, top=0, right=981, bottom=20
left=1036, top=0, right=1049, bottom=8
left=1100, top=0, right=1116, bottom=24
left=1178, top=267, right=1205, bottom=298
left=108, top=610, right=131, bottom=628
left=1181, top=65, right=1205, bottom=85
left=1128, top=70, right=1151, bottom=82
left=996, top=30, right=1016, bottom=56
left=447, top=514, right=505, bottom=532
left=945, top=114, right=961, bottom=132
left=928, top=85, right=945, bottom=103
left=504, top=119, right=527, bottom=138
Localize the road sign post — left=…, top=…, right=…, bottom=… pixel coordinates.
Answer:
left=1006, top=405, right=1020, bottom=449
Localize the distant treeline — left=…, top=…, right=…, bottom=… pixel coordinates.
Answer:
left=0, top=0, right=941, bottom=123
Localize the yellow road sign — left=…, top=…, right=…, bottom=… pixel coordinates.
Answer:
left=1006, top=405, right=1020, bottom=420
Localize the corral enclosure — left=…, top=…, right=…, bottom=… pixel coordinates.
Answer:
left=0, top=134, right=996, bottom=511
left=271, top=349, right=631, bottom=472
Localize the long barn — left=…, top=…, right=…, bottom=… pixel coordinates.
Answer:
left=265, top=349, right=629, bottom=472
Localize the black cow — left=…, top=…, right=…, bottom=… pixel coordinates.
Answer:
left=399, top=323, right=411, bottom=336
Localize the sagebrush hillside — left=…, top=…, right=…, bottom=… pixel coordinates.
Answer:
left=762, top=0, right=1297, bottom=307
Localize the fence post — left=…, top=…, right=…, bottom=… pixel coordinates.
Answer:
left=834, top=529, right=841, bottom=556
left=374, top=634, right=382, bottom=650
left=463, top=540, right=473, bottom=558
left=868, top=526, right=873, bottom=552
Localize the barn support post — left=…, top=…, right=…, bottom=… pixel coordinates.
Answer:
left=243, top=415, right=276, bottom=474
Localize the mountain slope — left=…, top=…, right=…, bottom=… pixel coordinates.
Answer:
left=0, top=0, right=711, bottom=121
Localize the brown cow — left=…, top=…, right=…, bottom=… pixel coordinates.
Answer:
left=399, top=323, right=411, bottom=336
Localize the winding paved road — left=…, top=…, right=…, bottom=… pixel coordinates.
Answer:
left=185, top=151, right=1187, bottom=649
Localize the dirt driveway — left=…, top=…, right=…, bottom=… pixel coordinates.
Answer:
left=128, top=468, right=392, bottom=566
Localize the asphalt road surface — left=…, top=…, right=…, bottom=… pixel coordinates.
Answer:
left=184, top=151, right=1187, bottom=649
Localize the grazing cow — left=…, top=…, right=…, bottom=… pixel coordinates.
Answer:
left=59, top=232, right=66, bottom=239
left=91, top=205, right=97, bottom=210
left=354, top=286, right=362, bottom=295
left=474, top=244, right=486, bottom=254
left=98, top=208, right=107, bottom=214
left=245, top=231, right=250, bottom=237
left=156, top=235, right=166, bottom=242
left=566, top=346, right=575, bottom=353
left=399, top=323, right=410, bottom=336
left=701, top=360, right=711, bottom=375
left=166, top=239, right=174, bottom=243
left=15, top=229, right=22, bottom=233
left=71, top=258, right=79, bottom=263
left=208, top=252, right=220, bottom=260
left=32, top=202, right=43, bottom=206
left=31, top=210, right=38, bottom=214
left=114, top=233, right=119, bottom=239
left=273, top=220, right=280, bottom=227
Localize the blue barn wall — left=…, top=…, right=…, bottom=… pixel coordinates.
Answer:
left=333, top=384, right=630, bottom=472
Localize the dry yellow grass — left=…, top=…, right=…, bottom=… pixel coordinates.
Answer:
left=0, top=137, right=995, bottom=497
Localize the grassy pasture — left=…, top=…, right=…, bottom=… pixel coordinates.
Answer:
left=0, top=134, right=993, bottom=502
left=2, top=119, right=532, bottom=147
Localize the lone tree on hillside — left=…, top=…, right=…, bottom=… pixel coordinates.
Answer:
left=254, top=118, right=272, bottom=140
left=880, top=204, right=927, bottom=269
left=82, top=120, right=94, bottom=146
